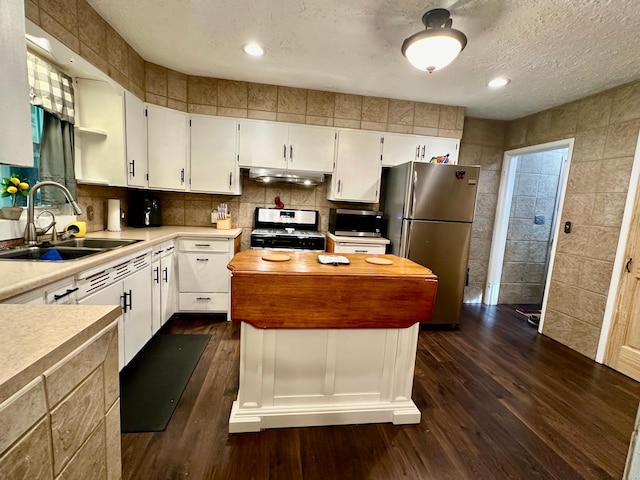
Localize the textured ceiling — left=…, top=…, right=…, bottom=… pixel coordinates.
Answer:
left=87, top=0, right=640, bottom=120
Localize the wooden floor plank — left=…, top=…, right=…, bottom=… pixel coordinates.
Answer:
left=121, top=305, right=640, bottom=480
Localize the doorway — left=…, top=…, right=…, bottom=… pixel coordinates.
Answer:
left=484, top=139, right=574, bottom=333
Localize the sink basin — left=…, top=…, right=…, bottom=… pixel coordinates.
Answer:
left=54, top=238, right=142, bottom=249
left=0, top=246, right=105, bottom=261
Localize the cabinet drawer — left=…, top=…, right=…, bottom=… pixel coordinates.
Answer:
left=178, top=253, right=229, bottom=292
left=45, top=282, right=78, bottom=305
left=179, top=238, right=230, bottom=252
left=335, top=243, right=387, bottom=254
left=179, top=293, right=228, bottom=312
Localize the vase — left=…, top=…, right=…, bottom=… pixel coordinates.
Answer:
left=0, top=207, right=24, bottom=220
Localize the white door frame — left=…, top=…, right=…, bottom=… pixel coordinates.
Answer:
left=483, top=139, right=574, bottom=335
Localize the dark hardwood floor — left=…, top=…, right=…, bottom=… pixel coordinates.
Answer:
left=121, top=306, right=640, bottom=479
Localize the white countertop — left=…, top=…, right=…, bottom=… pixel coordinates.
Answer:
left=0, top=226, right=242, bottom=302
left=0, top=304, right=121, bottom=404
left=327, top=232, right=390, bottom=244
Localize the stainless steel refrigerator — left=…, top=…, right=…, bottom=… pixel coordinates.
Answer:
left=382, top=162, right=480, bottom=326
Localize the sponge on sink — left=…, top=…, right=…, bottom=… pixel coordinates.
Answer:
left=40, top=249, right=63, bottom=261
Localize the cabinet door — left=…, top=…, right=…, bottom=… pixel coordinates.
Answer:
left=125, top=92, right=148, bottom=187
left=287, top=125, right=335, bottom=173
left=190, top=116, right=240, bottom=194
left=0, top=0, right=32, bottom=167
left=238, top=119, right=289, bottom=169
left=381, top=133, right=421, bottom=167
left=161, top=252, right=176, bottom=325
left=330, top=130, right=382, bottom=203
left=147, top=104, right=188, bottom=190
left=77, top=282, right=125, bottom=370
left=151, top=257, right=161, bottom=334
left=122, top=266, right=153, bottom=365
left=178, top=253, right=229, bottom=293
left=420, top=137, right=460, bottom=165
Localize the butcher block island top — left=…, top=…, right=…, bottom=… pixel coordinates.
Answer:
left=227, top=250, right=438, bottom=329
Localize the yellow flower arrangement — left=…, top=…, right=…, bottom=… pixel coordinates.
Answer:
left=1, top=174, right=30, bottom=207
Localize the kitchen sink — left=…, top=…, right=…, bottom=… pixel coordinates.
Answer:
left=54, top=238, right=142, bottom=249
left=0, top=237, right=142, bottom=261
left=0, top=246, right=106, bottom=261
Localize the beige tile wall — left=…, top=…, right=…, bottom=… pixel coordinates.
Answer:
left=459, top=118, right=507, bottom=303
left=505, top=81, right=640, bottom=359
left=25, top=0, right=465, bottom=138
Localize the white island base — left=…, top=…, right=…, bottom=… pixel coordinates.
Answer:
left=229, top=321, right=421, bottom=433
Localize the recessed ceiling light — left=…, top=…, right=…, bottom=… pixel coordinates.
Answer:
left=487, top=77, right=510, bottom=88
left=243, top=43, right=264, bottom=57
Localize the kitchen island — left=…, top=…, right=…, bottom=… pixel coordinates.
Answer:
left=227, top=250, right=438, bottom=433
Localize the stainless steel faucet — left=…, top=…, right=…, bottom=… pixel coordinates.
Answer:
left=24, top=181, right=83, bottom=244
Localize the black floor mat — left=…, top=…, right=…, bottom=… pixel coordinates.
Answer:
left=119, top=334, right=210, bottom=433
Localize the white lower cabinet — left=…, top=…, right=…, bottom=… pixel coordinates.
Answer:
left=178, top=237, right=235, bottom=315
left=151, top=242, right=176, bottom=334
left=77, top=252, right=152, bottom=370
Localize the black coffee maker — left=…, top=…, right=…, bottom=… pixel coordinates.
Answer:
left=128, top=192, right=161, bottom=227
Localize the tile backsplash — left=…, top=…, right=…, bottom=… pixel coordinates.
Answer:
left=77, top=172, right=378, bottom=251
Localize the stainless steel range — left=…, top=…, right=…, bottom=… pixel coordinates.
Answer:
left=250, top=208, right=326, bottom=252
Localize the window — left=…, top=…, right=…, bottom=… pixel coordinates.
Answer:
left=0, top=105, right=43, bottom=207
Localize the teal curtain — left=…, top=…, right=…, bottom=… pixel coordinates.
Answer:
left=38, top=111, right=76, bottom=205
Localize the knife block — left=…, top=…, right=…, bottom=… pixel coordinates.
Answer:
left=217, top=215, right=231, bottom=230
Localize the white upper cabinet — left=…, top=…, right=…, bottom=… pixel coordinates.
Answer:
left=238, top=120, right=288, bottom=169
left=0, top=0, right=33, bottom=167
left=147, top=104, right=188, bottom=191
left=74, top=78, right=126, bottom=186
left=238, top=119, right=335, bottom=173
left=328, top=130, right=383, bottom=203
left=189, top=115, right=241, bottom=195
left=125, top=92, right=148, bottom=188
left=422, top=136, right=459, bottom=165
left=382, top=132, right=459, bottom=167
left=287, top=124, right=335, bottom=173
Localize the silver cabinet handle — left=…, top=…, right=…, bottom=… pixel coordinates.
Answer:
left=421, top=145, right=425, bottom=160
left=129, top=159, right=135, bottom=177
left=163, top=267, right=168, bottom=283
left=196, top=258, right=209, bottom=262
left=195, top=243, right=210, bottom=247
left=354, top=250, right=367, bottom=253
left=283, top=144, right=287, bottom=161
left=337, top=179, right=341, bottom=193
left=181, top=168, right=185, bottom=183
left=196, top=297, right=211, bottom=301
left=229, top=172, right=232, bottom=187
left=290, top=145, right=293, bottom=162
left=154, top=266, right=160, bottom=284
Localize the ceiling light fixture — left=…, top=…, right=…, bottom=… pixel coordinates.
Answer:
left=401, top=8, right=467, bottom=73
left=243, top=43, right=264, bottom=57
left=487, top=77, right=510, bottom=88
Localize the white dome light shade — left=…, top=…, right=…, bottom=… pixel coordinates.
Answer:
left=403, top=34, right=464, bottom=72
left=243, top=43, right=264, bottom=56
left=401, top=8, right=467, bottom=73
